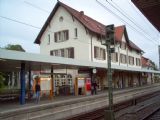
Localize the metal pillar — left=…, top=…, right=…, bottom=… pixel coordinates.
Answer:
left=102, top=25, right=115, bottom=120
left=20, top=62, right=25, bottom=105
left=28, top=66, right=31, bottom=99
left=105, top=43, right=114, bottom=120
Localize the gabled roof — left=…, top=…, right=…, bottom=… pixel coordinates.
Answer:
left=34, top=1, right=142, bottom=52
left=142, top=56, right=150, bottom=67
left=34, top=1, right=105, bottom=44
left=115, top=25, right=143, bottom=52
left=128, top=40, right=142, bottom=52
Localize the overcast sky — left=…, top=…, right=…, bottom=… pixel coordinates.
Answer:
left=0, top=0, right=159, bottom=65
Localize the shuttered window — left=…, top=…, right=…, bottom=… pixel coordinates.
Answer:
left=50, top=47, right=74, bottom=59
left=94, top=46, right=106, bottom=60
left=129, top=56, right=134, bottom=65
left=111, top=52, right=118, bottom=62
left=120, top=54, right=127, bottom=64
left=136, top=58, right=141, bottom=66
left=54, top=30, right=69, bottom=42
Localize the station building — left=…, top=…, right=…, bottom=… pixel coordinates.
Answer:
left=0, top=1, right=159, bottom=103
left=32, top=1, right=157, bottom=96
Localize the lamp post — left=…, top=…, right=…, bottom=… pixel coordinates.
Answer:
left=101, top=25, right=115, bottom=120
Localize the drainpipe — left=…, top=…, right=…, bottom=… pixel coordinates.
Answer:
left=91, top=35, right=93, bottom=61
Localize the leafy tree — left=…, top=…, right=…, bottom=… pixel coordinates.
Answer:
left=150, top=61, right=158, bottom=70
left=0, top=72, right=5, bottom=89
left=4, top=44, right=25, bottom=52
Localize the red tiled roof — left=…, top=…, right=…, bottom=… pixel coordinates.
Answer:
left=115, top=25, right=125, bottom=42
left=141, top=56, right=150, bottom=67
left=128, top=40, right=142, bottom=52
left=60, top=2, right=106, bottom=36
left=34, top=1, right=142, bottom=52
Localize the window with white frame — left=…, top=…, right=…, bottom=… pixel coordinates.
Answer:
left=94, top=46, right=106, bottom=60
left=54, top=30, right=69, bottom=42
left=50, top=47, right=74, bottom=58
left=129, top=56, right=134, bottom=65
left=120, top=54, right=127, bottom=64
left=111, top=52, right=118, bottom=62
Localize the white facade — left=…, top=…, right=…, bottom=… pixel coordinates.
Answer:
left=40, top=6, right=90, bottom=61
left=39, top=7, right=142, bottom=69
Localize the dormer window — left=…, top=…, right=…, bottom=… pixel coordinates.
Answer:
left=59, top=16, right=63, bottom=22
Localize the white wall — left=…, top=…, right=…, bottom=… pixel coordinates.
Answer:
left=39, top=6, right=142, bottom=70
left=40, top=6, right=90, bottom=61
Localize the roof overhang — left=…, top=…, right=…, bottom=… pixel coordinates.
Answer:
left=0, top=49, right=160, bottom=73
left=132, top=0, right=160, bottom=32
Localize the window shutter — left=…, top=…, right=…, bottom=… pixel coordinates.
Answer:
left=66, top=30, right=69, bottom=40
left=133, top=57, right=134, bottom=65
left=116, top=53, right=118, bottom=62
left=50, top=51, right=53, bottom=55
left=94, top=46, right=97, bottom=58
left=70, top=47, right=74, bottom=58
left=103, top=49, right=106, bottom=60
left=54, top=33, right=57, bottom=42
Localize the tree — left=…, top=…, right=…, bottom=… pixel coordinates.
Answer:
left=4, top=44, right=25, bottom=52
left=150, top=61, right=158, bottom=70
left=0, top=72, right=5, bottom=89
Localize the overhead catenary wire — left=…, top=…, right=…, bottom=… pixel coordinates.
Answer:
left=96, top=0, right=158, bottom=45
left=105, top=0, right=159, bottom=45
left=0, top=15, right=101, bottom=46
left=110, top=0, right=159, bottom=44
left=127, top=0, right=159, bottom=35
left=126, top=0, right=160, bottom=43
left=23, top=0, right=159, bottom=46
left=1, top=1, right=158, bottom=47
left=24, top=1, right=50, bottom=13
left=0, top=16, right=41, bottom=29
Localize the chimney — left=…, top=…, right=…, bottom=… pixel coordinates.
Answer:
left=80, top=11, right=84, bottom=15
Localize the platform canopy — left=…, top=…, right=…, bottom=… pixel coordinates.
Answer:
left=0, top=49, right=160, bottom=73
left=132, top=0, right=160, bottom=32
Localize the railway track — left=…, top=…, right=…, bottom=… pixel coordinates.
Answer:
left=145, top=108, right=160, bottom=120
left=66, top=91, right=160, bottom=120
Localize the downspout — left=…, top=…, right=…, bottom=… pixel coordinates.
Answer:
left=91, top=35, right=93, bottom=61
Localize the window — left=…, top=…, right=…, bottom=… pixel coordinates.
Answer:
left=111, top=53, right=118, bottom=62
left=59, top=16, right=63, bottom=22
left=94, top=46, right=106, bottom=60
left=120, top=42, right=126, bottom=50
left=50, top=47, right=74, bottom=58
left=47, top=34, right=50, bottom=45
left=136, top=58, right=141, bottom=66
left=74, top=28, right=78, bottom=38
left=54, top=30, right=69, bottom=42
left=120, top=54, right=127, bottom=64
left=129, top=56, right=134, bottom=65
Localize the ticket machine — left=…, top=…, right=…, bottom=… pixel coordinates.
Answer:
left=75, top=77, right=91, bottom=96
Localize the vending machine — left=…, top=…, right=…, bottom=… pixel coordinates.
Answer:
left=85, top=78, right=91, bottom=95
left=75, top=77, right=91, bottom=96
